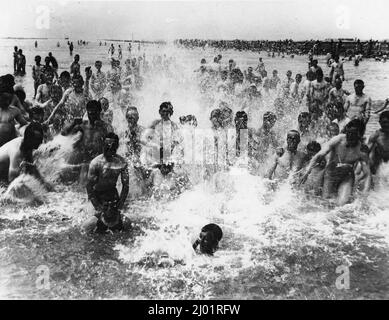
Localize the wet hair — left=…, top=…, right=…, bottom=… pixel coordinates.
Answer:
left=344, top=119, right=365, bottom=137
left=49, top=84, right=63, bottom=98
left=307, top=141, right=321, bottom=154
left=95, top=60, right=102, bottom=65
left=354, top=79, right=364, bottom=86
left=287, top=130, right=300, bottom=140
left=35, top=55, right=41, bottom=62
left=44, top=56, right=50, bottom=63
left=159, top=101, right=173, bottom=115
left=210, top=108, right=222, bottom=120
left=235, top=111, right=248, bottom=122
left=86, top=100, right=102, bottom=112
left=379, top=111, right=389, bottom=122
left=201, top=58, right=206, bottom=64
left=197, top=224, right=223, bottom=255
left=60, top=71, right=71, bottom=80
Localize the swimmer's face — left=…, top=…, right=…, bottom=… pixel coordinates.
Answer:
left=87, top=108, right=101, bottom=122
left=263, top=117, right=276, bottom=129
left=296, top=74, right=302, bottom=83
left=345, top=127, right=360, bottom=146
left=45, top=75, right=54, bottom=84
left=235, top=116, right=248, bottom=129
left=286, top=71, right=292, bottom=78
left=126, top=112, right=139, bottom=126
left=73, top=79, right=84, bottom=92
left=379, top=116, right=389, bottom=131
left=50, top=88, right=62, bottom=102
left=103, top=138, right=118, bottom=157
left=31, top=113, right=44, bottom=123
left=299, top=116, right=310, bottom=129
left=95, top=61, right=102, bottom=70
left=0, top=93, right=12, bottom=109
left=211, top=116, right=221, bottom=129
left=286, top=133, right=300, bottom=151
left=74, top=55, right=80, bottom=62
left=354, top=82, right=364, bottom=94
left=59, top=76, right=70, bottom=88
left=99, top=98, right=109, bottom=111
left=221, top=72, right=228, bottom=81
left=199, top=231, right=217, bottom=255
left=327, top=126, right=340, bottom=138
left=248, top=67, right=253, bottom=73
left=159, top=107, right=171, bottom=121
left=273, top=70, right=277, bottom=76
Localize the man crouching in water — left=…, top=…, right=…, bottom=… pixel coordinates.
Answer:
left=0, top=122, right=52, bottom=190
left=83, top=133, right=130, bottom=233
left=301, top=119, right=371, bottom=206
left=266, top=130, right=307, bottom=182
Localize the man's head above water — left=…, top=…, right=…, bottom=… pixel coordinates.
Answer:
left=344, top=119, right=365, bottom=146
left=286, top=130, right=301, bottom=152
left=159, top=101, right=173, bottom=121
left=103, top=132, right=119, bottom=159
left=86, top=100, right=102, bottom=123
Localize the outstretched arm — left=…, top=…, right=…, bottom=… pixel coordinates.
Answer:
left=374, top=98, right=389, bottom=114
left=265, top=154, right=279, bottom=180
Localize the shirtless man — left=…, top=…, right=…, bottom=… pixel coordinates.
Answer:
left=0, top=89, right=28, bottom=147
left=329, top=55, right=345, bottom=83
left=90, top=61, right=107, bottom=100
left=45, top=72, right=92, bottom=128
left=344, top=79, right=372, bottom=127
left=249, top=111, right=278, bottom=165
left=145, top=102, right=181, bottom=166
left=309, top=69, right=328, bottom=120
left=302, top=141, right=326, bottom=196
left=58, top=71, right=71, bottom=92
left=266, top=130, right=307, bottom=181
left=83, top=133, right=129, bottom=233
left=290, top=73, right=303, bottom=102
left=368, top=111, right=389, bottom=174
left=99, top=97, right=113, bottom=126
left=36, top=73, right=54, bottom=104
left=61, top=100, right=113, bottom=166
left=32, top=56, right=42, bottom=99
left=269, top=70, right=281, bottom=90
left=281, top=70, right=294, bottom=97
left=329, top=77, right=349, bottom=106
left=0, top=122, right=50, bottom=189
left=124, top=107, right=144, bottom=164
left=301, top=119, right=371, bottom=205
left=70, top=54, right=81, bottom=77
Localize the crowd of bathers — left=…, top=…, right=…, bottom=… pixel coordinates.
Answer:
left=1, top=42, right=389, bottom=236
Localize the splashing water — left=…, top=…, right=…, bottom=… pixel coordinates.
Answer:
left=1, top=41, right=389, bottom=299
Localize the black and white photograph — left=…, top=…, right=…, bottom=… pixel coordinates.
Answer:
left=0, top=0, right=389, bottom=303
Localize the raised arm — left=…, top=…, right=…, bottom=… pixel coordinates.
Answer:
left=45, top=91, right=68, bottom=124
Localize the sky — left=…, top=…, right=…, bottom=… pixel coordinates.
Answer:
left=1, top=0, right=389, bottom=41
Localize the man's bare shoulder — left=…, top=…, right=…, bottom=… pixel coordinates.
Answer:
left=89, top=154, right=105, bottom=167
